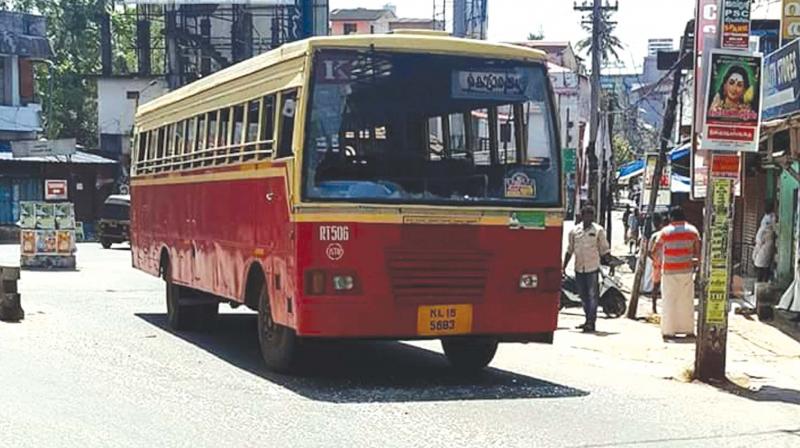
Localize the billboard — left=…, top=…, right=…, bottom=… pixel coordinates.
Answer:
left=763, top=38, right=800, bottom=121
left=702, top=49, right=763, bottom=152
left=721, top=0, right=752, bottom=50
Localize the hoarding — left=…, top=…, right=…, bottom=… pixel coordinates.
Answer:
left=763, top=38, right=800, bottom=120
left=11, top=138, right=76, bottom=158
left=702, top=49, right=763, bottom=152
left=642, top=154, right=671, bottom=208
left=693, top=0, right=722, bottom=199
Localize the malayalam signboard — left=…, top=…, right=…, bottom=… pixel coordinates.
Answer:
left=721, top=0, right=752, bottom=50
left=702, top=49, right=763, bottom=152
left=783, top=0, right=800, bottom=45
left=11, top=138, right=76, bottom=158
left=44, top=180, right=68, bottom=201
left=763, top=38, right=800, bottom=120
left=706, top=177, right=733, bottom=324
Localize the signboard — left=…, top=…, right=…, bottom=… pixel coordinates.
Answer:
left=45, top=180, right=68, bottom=201
left=692, top=0, right=722, bottom=199
left=702, top=49, right=763, bottom=152
left=11, top=138, right=76, bottom=158
left=642, top=154, right=671, bottom=207
left=721, top=0, right=752, bottom=50
left=710, top=153, right=741, bottom=177
left=706, top=178, right=733, bottom=324
left=782, top=0, right=800, bottom=45
left=763, top=38, right=800, bottom=120
left=451, top=69, right=533, bottom=101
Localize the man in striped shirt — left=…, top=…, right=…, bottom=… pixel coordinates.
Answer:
left=652, top=206, right=701, bottom=340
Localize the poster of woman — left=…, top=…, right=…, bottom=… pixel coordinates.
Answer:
left=703, top=49, right=763, bottom=152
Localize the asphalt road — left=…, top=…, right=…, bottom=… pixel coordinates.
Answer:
left=1, top=243, right=798, bottom=448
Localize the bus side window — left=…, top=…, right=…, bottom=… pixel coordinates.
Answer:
left=174, top=120, right=185, bottom=167
left=259, top=95, right=276, bottom=159
left=216, top=107, right=231, bottom=165
left=277, top=90, right=297, bottom=158
left=230, top=104, right=245, bottom=163
left=195, top=113, right=207, bottom=168
left=155, top=127, right=166, bottom=172
left=165, top=123, right=175, bottom=171
left=136, top=131, right=147, bottom=168
left=185, top=117, right=197, bottom=169
left=243, top=99, right=260, bottom=161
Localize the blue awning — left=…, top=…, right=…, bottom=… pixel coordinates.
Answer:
left=668, top=142, right=690, bottom=161
left=617, top=143, right=690, bottom=181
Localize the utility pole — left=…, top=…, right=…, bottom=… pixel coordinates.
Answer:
left=627, top=22, right=693, bottom=320
left=574, top=0, right=618, bottom=210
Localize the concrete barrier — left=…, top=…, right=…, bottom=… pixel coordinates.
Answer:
left=0, top=266, right=23, bottom=322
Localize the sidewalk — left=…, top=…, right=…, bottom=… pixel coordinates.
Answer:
left=560, top=212, right=800, bottom=400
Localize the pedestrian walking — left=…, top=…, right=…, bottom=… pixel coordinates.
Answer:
left=627, top=209, right=640, bottom=254
left=563, top=205, right=611, bottom=333
left=648, top=213, right=666, bottom=314
left=622, top=205, right=631, bottom=241
left=652, top=206, right=701, bottom=340
left=753, top=204, right=777, bottom=283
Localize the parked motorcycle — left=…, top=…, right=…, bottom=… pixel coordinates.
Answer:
left=560, top=256, right=628, bottom=318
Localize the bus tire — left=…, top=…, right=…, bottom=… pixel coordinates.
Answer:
left=257, top=282, right=298, bottom=372
left=165, top=262, right=194, bottom=331
left=441, top=337, right=498, bottom=372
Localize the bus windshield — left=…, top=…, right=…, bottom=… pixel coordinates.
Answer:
left=303, top=49, right=561, bottom=207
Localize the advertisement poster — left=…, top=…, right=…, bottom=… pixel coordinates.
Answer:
left=763, top=38, right=800, bottom=121
left=642, top=154, right=671, bottom=207
left=35, top=203, right=56, bottom=229
left=36, top=230, right=58, bottom=254
left=706, top=178, right=733, bottom=324
left=55, top=203, right=76, bottom=230
left=57, top=231, right=73, bottom=254
left=721, top=0, right=752, bottom=50
left=45, top=179, right=68, bottom=201
left=21, top=230, right=36, bottom=255
left=19, top=202, right=36, bottom=228
left=702, top=49, right=763, bottom=152
left=783, top=0, right=800, bottom=45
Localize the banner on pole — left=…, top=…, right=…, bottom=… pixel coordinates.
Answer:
left=721, top=0, right=752, bottom=50
left=702, top=49, right=763, bottom=152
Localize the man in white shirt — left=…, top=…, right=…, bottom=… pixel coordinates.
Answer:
left=563, top=205, right=611, bottom=333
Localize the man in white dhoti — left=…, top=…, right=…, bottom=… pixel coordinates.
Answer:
left=652, top=206, right=701, bottom=340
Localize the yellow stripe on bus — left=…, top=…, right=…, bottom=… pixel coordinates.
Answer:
left=131, top=167, right=285, bottom=187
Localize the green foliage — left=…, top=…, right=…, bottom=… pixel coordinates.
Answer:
left=576, top=10, right=624, bottom=63
left=527, top=28, right=544, bottom=40
left=612, top=134, right=635, bottom=166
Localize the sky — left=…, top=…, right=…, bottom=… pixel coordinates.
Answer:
left=329, top=0, right=785, bottom=72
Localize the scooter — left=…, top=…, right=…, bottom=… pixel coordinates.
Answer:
left=560, top=257, right=628, bottom=318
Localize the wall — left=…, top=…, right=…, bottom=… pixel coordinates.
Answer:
left=331, top=19, right=390, bottom=35
left=97, top=77, right=168, bottom=155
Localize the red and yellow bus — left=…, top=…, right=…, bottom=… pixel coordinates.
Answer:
left=131, top=32, right=564, bottom=372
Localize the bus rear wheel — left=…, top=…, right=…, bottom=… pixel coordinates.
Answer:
left=441, top=337, right=498, bottom=372
left=257, top=283, right=299, bottom=373
left=165, top=265, right=217, bottom=331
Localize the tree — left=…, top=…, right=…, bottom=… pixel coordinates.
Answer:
left=527, top=27, right=544, bottom=40
left=575, top=9, right=623, bottom=63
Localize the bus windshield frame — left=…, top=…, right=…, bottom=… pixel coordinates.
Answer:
left=301, top=49, right=562, bottom=209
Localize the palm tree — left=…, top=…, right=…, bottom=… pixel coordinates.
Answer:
left=576, top=10, right=624, bottom=63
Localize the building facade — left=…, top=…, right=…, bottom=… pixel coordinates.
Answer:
left=330, top=7, right=396, bottom=35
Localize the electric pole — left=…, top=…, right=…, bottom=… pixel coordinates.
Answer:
left=574, top=0, right=618, bottom=210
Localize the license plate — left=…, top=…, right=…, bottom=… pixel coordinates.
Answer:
left=417, top=304, right=472, bottom=336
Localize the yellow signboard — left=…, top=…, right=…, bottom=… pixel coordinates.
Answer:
left=706, top=178, right=733, bottom=325
left=783, top=0, right=800, bottom=44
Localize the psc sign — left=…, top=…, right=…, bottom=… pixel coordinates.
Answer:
left=45, top=179, right=68, bottom=200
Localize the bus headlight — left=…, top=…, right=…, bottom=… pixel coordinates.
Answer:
left=519, top=274, right=539, bottom=289
left=333, top=275, right=355, bottom=291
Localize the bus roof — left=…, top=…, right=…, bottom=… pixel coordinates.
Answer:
left=136, top=34, right=547, bottom=119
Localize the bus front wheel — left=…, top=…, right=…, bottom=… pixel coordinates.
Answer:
left=165, top=265, right=217, bottom=331
left=257, top=283, right=299, bottom=372
left=441, top=337, right=498, bottom=372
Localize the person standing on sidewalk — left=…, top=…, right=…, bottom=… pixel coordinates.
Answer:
left=627, top=209, right=641, bottom=254
left=652, top=206, right=701, bottom=340
left=623, top=205, right=631, bottom=242
left=563, top=205, right=611, bottom=333
left=753, top=205, right=777, bottom=283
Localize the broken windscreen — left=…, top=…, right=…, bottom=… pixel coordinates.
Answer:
left=303, top=49, right=561, bottom=207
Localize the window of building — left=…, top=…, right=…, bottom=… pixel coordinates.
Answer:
left=343, top=23, right=358, bottom=34
left=277, top=90, right=298, bottom=158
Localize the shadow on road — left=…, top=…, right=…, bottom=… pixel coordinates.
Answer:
left=714, top=379, right=800, bottom=406
left=136, top=312, right=589, bottom=404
